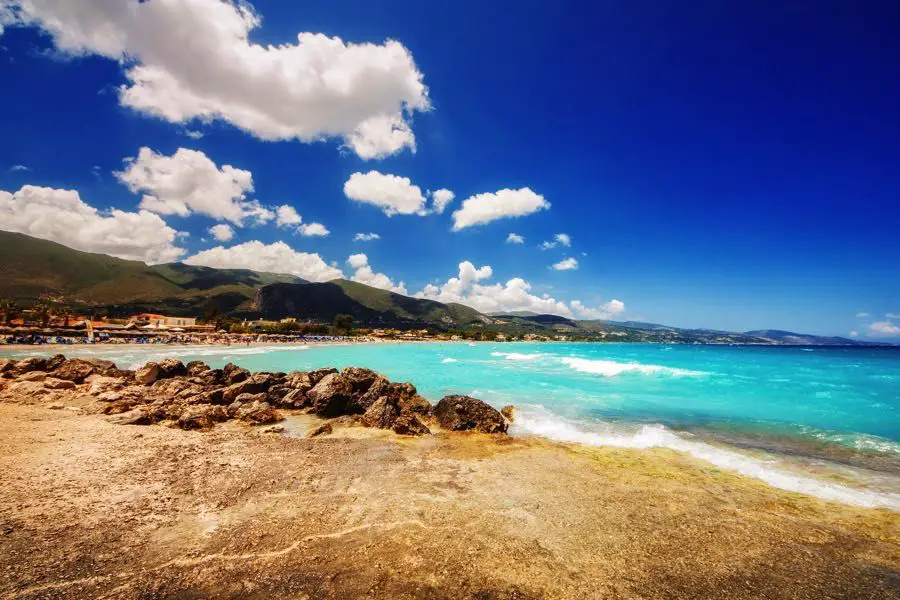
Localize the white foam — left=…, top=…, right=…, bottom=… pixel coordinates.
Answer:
left=511, top=406, right=900, bottom=510
left=491, top=352, right=546, bottom=361
left=441, top=358, right=458, bottom=363
left=560, top=357, right=706, bottom=377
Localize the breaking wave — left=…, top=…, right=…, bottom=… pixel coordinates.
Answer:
left=510, top=406, right=900, bottom=510
left=560, top=357, right=707, bottom=377
left=441, top=358, right=458, bottom=363
left=491, top=352, right=547, bottom=361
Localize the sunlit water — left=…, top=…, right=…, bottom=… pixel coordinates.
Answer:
left=4, top=342, right=899, bottom=509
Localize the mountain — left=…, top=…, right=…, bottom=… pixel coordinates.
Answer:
left=252, top=280, right=488, bottom=327
left=743, top=329, right=861, bottom=346
left=0, top=231, right=302, bottom=314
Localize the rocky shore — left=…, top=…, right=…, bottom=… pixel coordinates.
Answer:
left=1, top=355, right=898, bottom=599
left=0, top=355, right=509, bottom=437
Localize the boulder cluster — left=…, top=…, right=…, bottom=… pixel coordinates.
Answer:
left=0, top=355, right=509, bottom=437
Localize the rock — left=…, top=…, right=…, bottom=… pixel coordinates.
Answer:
left=306, top=373, right=354, bottom=417
left=223, top=363, right=250, bottom=385
left=185, top=360, right=210, bottom=376
left=45, top=354, right=67, bottom=371
left=191, top=388, right=224, bottom=405
left=44, top=377, right=76, bottom=390
left=157, top=358, right=187, bottom=378
left=222, top=374, right=273, bottom=403
left=433, top=395, right=508, bottom=434
left=13, top=357, right=48, bottom=375
left=279, top=388, right=309, bottom=409
left=342, top=367, right=379, bottom=394
left=80, top=358, right=121, bottom=377
left=50, top=359, right=96, bottom=383
left=150, top=378, right=198, bottom=400
left=392, top=413, right=430, bottom=436
left=0, top=359, right=14, bottom=374
left=308, top=422, right=333, bottom=437
left=284, top=371, right=314, bottom=391
left=105, top=409, right=151, bottom=426
left=87, top=376, right=125, bottom=395
left=19, top=371, right=47, bottom=382
left=360, top=396, right=399, bottom=429
left=177, top=405, right=227, bottom=430
left=259, top=424, right=285, bottom=434
left=501, top=405, right=515, bottom=422
left=135, top=362, right=160, bottom=385
left=236, top=401, right=283, bottom=424
left=47, top=403, right=65, bottom=410
left=102, top=400, right=138, bottom=415
left=309, top=367, right=339, bottom=385
left=4, top=380, right=47, bottom=399
left=234, top=392, right=267, bottom=405
left=355, top=376, right=390, bottom=412
left=96, top=391, right=123, bottom=402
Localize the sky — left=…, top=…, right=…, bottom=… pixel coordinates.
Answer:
left=0, top=0, right=898, bottom=340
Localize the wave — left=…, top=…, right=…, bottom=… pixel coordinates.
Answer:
left=560, top=357, right=706, bottom=377
left=511, top=406, right=900, bottom=510
left=441, top=358, right=458, bottom=364
left=491, top=352, right=547, bottom=361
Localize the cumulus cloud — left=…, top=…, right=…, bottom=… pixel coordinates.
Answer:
left=856, top=312, right=870, bottom=318
left=343, top=170, right=426, bottom=216
left=430, top=188, right=455, bottom=214
left=451, top=187, right=549, bottom=231
left=298, top=222, right=329, bottom=237
left=868, top=321, right=900, bottom=336
left=275, top=205, right=302, bottom=227
left=0, top=184, right=184, bottom=263
left=886, top=312, right=900, bottom=319
left=115, top=147, right=273, bottom=225
left=185, top=240, right=342, bottom=281
left=353, top=232, right=380, bottom=242
left=2, top=0, right=430, bottom=159
left=541, top=233, right=571, bottom=249
left=414, top=261, right=622, bottom=319
left=552, top=257, right=578, bottom=271
left=208, top=223, right=233, bottom=242
left=346, top=253, right=407, bottom=294
left=506, top=233, right=525, bottom=244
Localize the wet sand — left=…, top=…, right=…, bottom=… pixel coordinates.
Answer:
left=0, top=394, right=897, bottom=599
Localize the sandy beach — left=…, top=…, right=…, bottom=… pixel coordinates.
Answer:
left=0, top=376, right=897, bottom=599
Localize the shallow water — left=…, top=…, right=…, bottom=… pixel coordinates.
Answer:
left=4, top=342, right=899, bottom=508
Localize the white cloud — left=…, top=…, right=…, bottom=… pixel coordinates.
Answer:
left=275, top=205, right=302, bottom=227
left=451, top=187, right=549, bottom=231
left=849, top=331, right=859, bottom=338
left=856, top=312, right=870, bottom=318
left=506, top=233, right=525, bottom=244
left=184, top=129, right=204, bottom=140
left=115, top=147, right=271, bottom=225
left=346, top=253, right=407, bottom=294
left=353, top=232, right=380, bottom=242
left=343, top=170, right=426, bottom=216
left=10, top=164, right=30, bottom=172
left=0, top=184, right=184, bottom=263
left=541, top=233, right=571, bottom=249
left=571, top=299, right=625, bottom=320
left=208, top=223, right=233, bottom=242
left=886, top=312, right=900, bottom=319
left=2, top=0, right=430, bottom=159
left=868, top=321, right=900, bottom=336
left=298, top=222, right=329, bottom=237
left=552, top=257, right=578, bottom=271
left=414, top=260, right=622, bottom=319
left=430, top=188, right=455, bottom=214
left=185, top=240, right=342, bottom=282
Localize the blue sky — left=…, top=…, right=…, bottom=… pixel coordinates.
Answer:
left=0, top=0, right=898, bottom=339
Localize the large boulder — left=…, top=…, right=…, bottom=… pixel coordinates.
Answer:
left=306, top=373, right=354, bottom=417
left=177, top=405, right=227, bottom=430
left=279, top=388, right=310, bottom=409
left=309, top=367, right=339, bottom=385
left=223, top=363, right=250, bottom=385
left=433, top=395, right=508, bottom=434
left=157, top=358, right=187, bottom=379
left=392, top=413, right=430, bottom=436
left=185, top=360, right=210, bottom=376
left=46, top=354, right=67, bottom=371
left=87, top=376, right=126, bottom=395
left=342, top=367, right=379, bottom=394
left=135, top=362, right=160, bottom=385
left=12, top=357, right=48, bottom=375
left=221, top=373, right=274, bottom=403
left=359, top=396, right=399, bottom=429
left=51, top=358, right=96, bottom=383
left=236, top=401, right=283, bottom=424
left=354, top=376, right=390, bottom=412
left=105, top=409, right=151, bottom=426
left=18, top=371, right=47, bottom=382
left=0, top=358, right=15, bottom=374
left=44, top=377, right=76, bottom=390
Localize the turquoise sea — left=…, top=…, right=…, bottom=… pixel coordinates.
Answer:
left=3, top=342, right=899, bottom=509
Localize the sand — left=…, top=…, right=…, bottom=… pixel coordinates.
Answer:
left=0, top=396, right=897, bottom=599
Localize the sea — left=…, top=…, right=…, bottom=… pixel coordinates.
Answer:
left=3, top=342, right=899, bottom=510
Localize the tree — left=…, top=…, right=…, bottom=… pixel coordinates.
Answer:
left=33, top=303, right=53, bottom=328
left=0, top=299, right=17, bottom=326
left=332, top=314, right=353, bottom=334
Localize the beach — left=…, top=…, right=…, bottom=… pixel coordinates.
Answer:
left=1, top=397, right=898, bottom=599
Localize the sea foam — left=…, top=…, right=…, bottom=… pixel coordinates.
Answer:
left=491, top=352, right=547, bottom=361
left=560, top=357, right=706, bottom=377
left=511, top=406, right=900, bottom=510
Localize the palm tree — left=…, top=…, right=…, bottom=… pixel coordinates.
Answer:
left=32, top=303, right=53, bottom=328
left=0, top=299, right=15, bottom=326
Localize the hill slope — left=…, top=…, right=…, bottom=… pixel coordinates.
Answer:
left=0, top=231, right=302, bottom=313
left=252, top=280, right=488, bottom=327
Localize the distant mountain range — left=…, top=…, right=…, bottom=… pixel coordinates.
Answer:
left=1, top=231, right=892, bottom=344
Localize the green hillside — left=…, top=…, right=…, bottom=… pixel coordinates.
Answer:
left=0, top=231, right=301, bottom=313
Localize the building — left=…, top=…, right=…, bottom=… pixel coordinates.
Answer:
left=130, top=313, right=197, bottom=328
